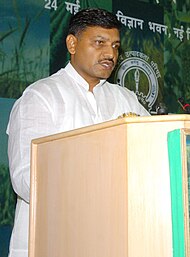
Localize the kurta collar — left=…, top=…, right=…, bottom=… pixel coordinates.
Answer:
left=64, top=62, right=106, bottom=91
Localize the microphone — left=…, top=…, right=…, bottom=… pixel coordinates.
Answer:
left=178, top=97, right=190, bottom=114
left=156, top=102, right=168, bottom=115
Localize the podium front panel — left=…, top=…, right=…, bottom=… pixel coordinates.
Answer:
left=29, top=115, right=190, bottom=257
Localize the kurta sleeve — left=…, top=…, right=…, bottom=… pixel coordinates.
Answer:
left=7, top=89, right=55, bottom=203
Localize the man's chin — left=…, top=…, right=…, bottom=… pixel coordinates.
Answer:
left=98, top=71, right=113, bottom=80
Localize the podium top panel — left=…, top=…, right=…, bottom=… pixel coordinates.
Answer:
left=31, top=114, right=190, bottom=145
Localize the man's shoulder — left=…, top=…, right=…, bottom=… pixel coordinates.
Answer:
left=104, top=81, right=136, bottom=97
left=24, top=68, right=67, bottom=94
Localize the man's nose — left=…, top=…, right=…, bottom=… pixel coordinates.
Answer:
left=102, top=45, right=115, bottom=59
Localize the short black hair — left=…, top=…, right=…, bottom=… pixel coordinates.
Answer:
left=68, top=8, right=121, bottom=36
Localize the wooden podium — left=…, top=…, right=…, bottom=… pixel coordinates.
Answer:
left=29, top=115, right=190, bottom=257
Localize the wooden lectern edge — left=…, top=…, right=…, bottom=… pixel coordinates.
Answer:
left=29, top=144, right=38, bottom=257
left=31, top=114, right=190, bottom=145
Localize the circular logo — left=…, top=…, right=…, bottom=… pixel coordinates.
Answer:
left=114, top=51, right=160, bottom=112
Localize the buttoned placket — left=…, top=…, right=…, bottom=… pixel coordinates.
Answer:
left=75, top=82, right=103, bottom=124
left=86, top=90, right=104, bottom=123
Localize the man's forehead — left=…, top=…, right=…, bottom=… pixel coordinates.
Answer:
left=82, top=26, right=120, bottom=39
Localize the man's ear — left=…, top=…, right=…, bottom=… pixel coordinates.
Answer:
left=66, top=34, right=77, bottom=55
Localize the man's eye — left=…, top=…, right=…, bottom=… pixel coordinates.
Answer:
left=95, top=40, right=104, bottom=45
left=113, top=44, right=120, bottom=50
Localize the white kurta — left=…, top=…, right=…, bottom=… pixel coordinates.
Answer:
left=7, top=62, right=149, bottom=257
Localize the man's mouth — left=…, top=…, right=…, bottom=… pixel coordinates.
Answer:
left=98, top=59, right=114, bottom=70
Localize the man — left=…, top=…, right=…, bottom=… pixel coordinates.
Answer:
left=7, top=8, right=149, bottom=257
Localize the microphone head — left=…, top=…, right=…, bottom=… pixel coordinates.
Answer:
left=156, top=102, right=168, bottom=115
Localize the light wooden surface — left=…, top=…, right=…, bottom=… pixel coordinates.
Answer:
left=29, top=114, right=190, bottom=257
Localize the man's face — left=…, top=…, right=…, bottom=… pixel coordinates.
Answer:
left=67, top=26, right=120, bottom=89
